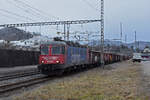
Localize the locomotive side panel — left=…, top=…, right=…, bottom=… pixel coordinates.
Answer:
left=66, top=46, right=88, bottom=67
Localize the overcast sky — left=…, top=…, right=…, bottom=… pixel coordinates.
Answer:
left=0, top=0, right=150, bottom=43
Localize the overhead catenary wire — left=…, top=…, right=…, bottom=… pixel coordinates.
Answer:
left=23, top=0, right=60, bottom=20
left=5, top=0, right=45, bottom=21
left=12, top=0, right=51, bottom=21
left=0, top=12, right=27, bottom=22
left=8, top=0, right=52, bottom=21
left=0, top=9, right=36, bottom=22
left=12, top=0, right=60, bottom=21
left=81, top=0, right=99, bottom=12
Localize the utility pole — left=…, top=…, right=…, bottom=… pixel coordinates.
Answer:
left=39, top=25, right=42, bottom=35
left=64, top=24, right=66, bottom=40
left=120, top=22, right=123, bottom=42
left=101, top=0, right=104, bottom=67
left=25, top=26, right=27, bottom=32
left=120, top=22, right=123, bottom=48
left=137, top=41, right=139, bottom=52
left=67, top=24, right=70, bottom=41
left=135, top=31, right=137, bottom=52
left=125, top=34, right=127, bottom=44
left=87, top=31, right=90, bottom=47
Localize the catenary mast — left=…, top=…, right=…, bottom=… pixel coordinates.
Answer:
left=101, top=0, right=104, bottom=67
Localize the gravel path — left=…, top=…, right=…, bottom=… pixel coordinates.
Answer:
left=139, top=61, right=150, bottom=97
left=141, top=61, right=150, bottom=76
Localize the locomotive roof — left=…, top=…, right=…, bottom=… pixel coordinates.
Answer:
left=41, top=41, right=67, bottom=46
left=41, top=41, right=87, bottom=48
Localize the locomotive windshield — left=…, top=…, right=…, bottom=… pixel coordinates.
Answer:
left=41, top=45, right=49, bottom=55
left=52, top=46, right=65, bottom=55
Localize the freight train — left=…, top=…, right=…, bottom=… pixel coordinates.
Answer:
left=38, top=41, right=129, bottom=75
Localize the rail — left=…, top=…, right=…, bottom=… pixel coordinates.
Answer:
left=0, top=70, right=40, bottom=81
left=0, top=75, right=49, bottom=94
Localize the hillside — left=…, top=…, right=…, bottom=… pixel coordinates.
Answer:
left=0, top=27, right=33, bottom=41
left=127, top=41, right=150, bottom=50
left=89, top=40, right=150, bottom=50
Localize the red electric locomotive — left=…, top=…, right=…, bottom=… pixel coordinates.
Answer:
left=38, top=41, right=66, bottom=75
left=38, top=41, right=89, bottom=75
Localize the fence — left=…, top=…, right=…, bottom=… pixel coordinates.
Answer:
left=0, top=49, right=40, bottom=67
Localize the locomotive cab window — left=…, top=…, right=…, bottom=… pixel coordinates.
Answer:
left=52, top=46, right=65, bottom=55
left=41, top=46, right=49, bottom=55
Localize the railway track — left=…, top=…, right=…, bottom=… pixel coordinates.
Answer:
left=0, top=75, right=49, bottom=94
left=0, top=70, right=40, bottom=81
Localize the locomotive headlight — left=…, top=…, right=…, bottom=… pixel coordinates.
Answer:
left=56, top=61, right=59, bottom=63
left=42, top=61, right=44, bottom=63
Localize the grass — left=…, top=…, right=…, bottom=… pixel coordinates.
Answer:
left=14, top=62, right=149, bottom=100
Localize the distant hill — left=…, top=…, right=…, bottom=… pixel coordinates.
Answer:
left=127, top=41, right=150, bottom=50
left=89, top=39, right=122, bottom=46
left=89, top=40, right=150, bottom=50
left=0, top=27, right=33, bottom=41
